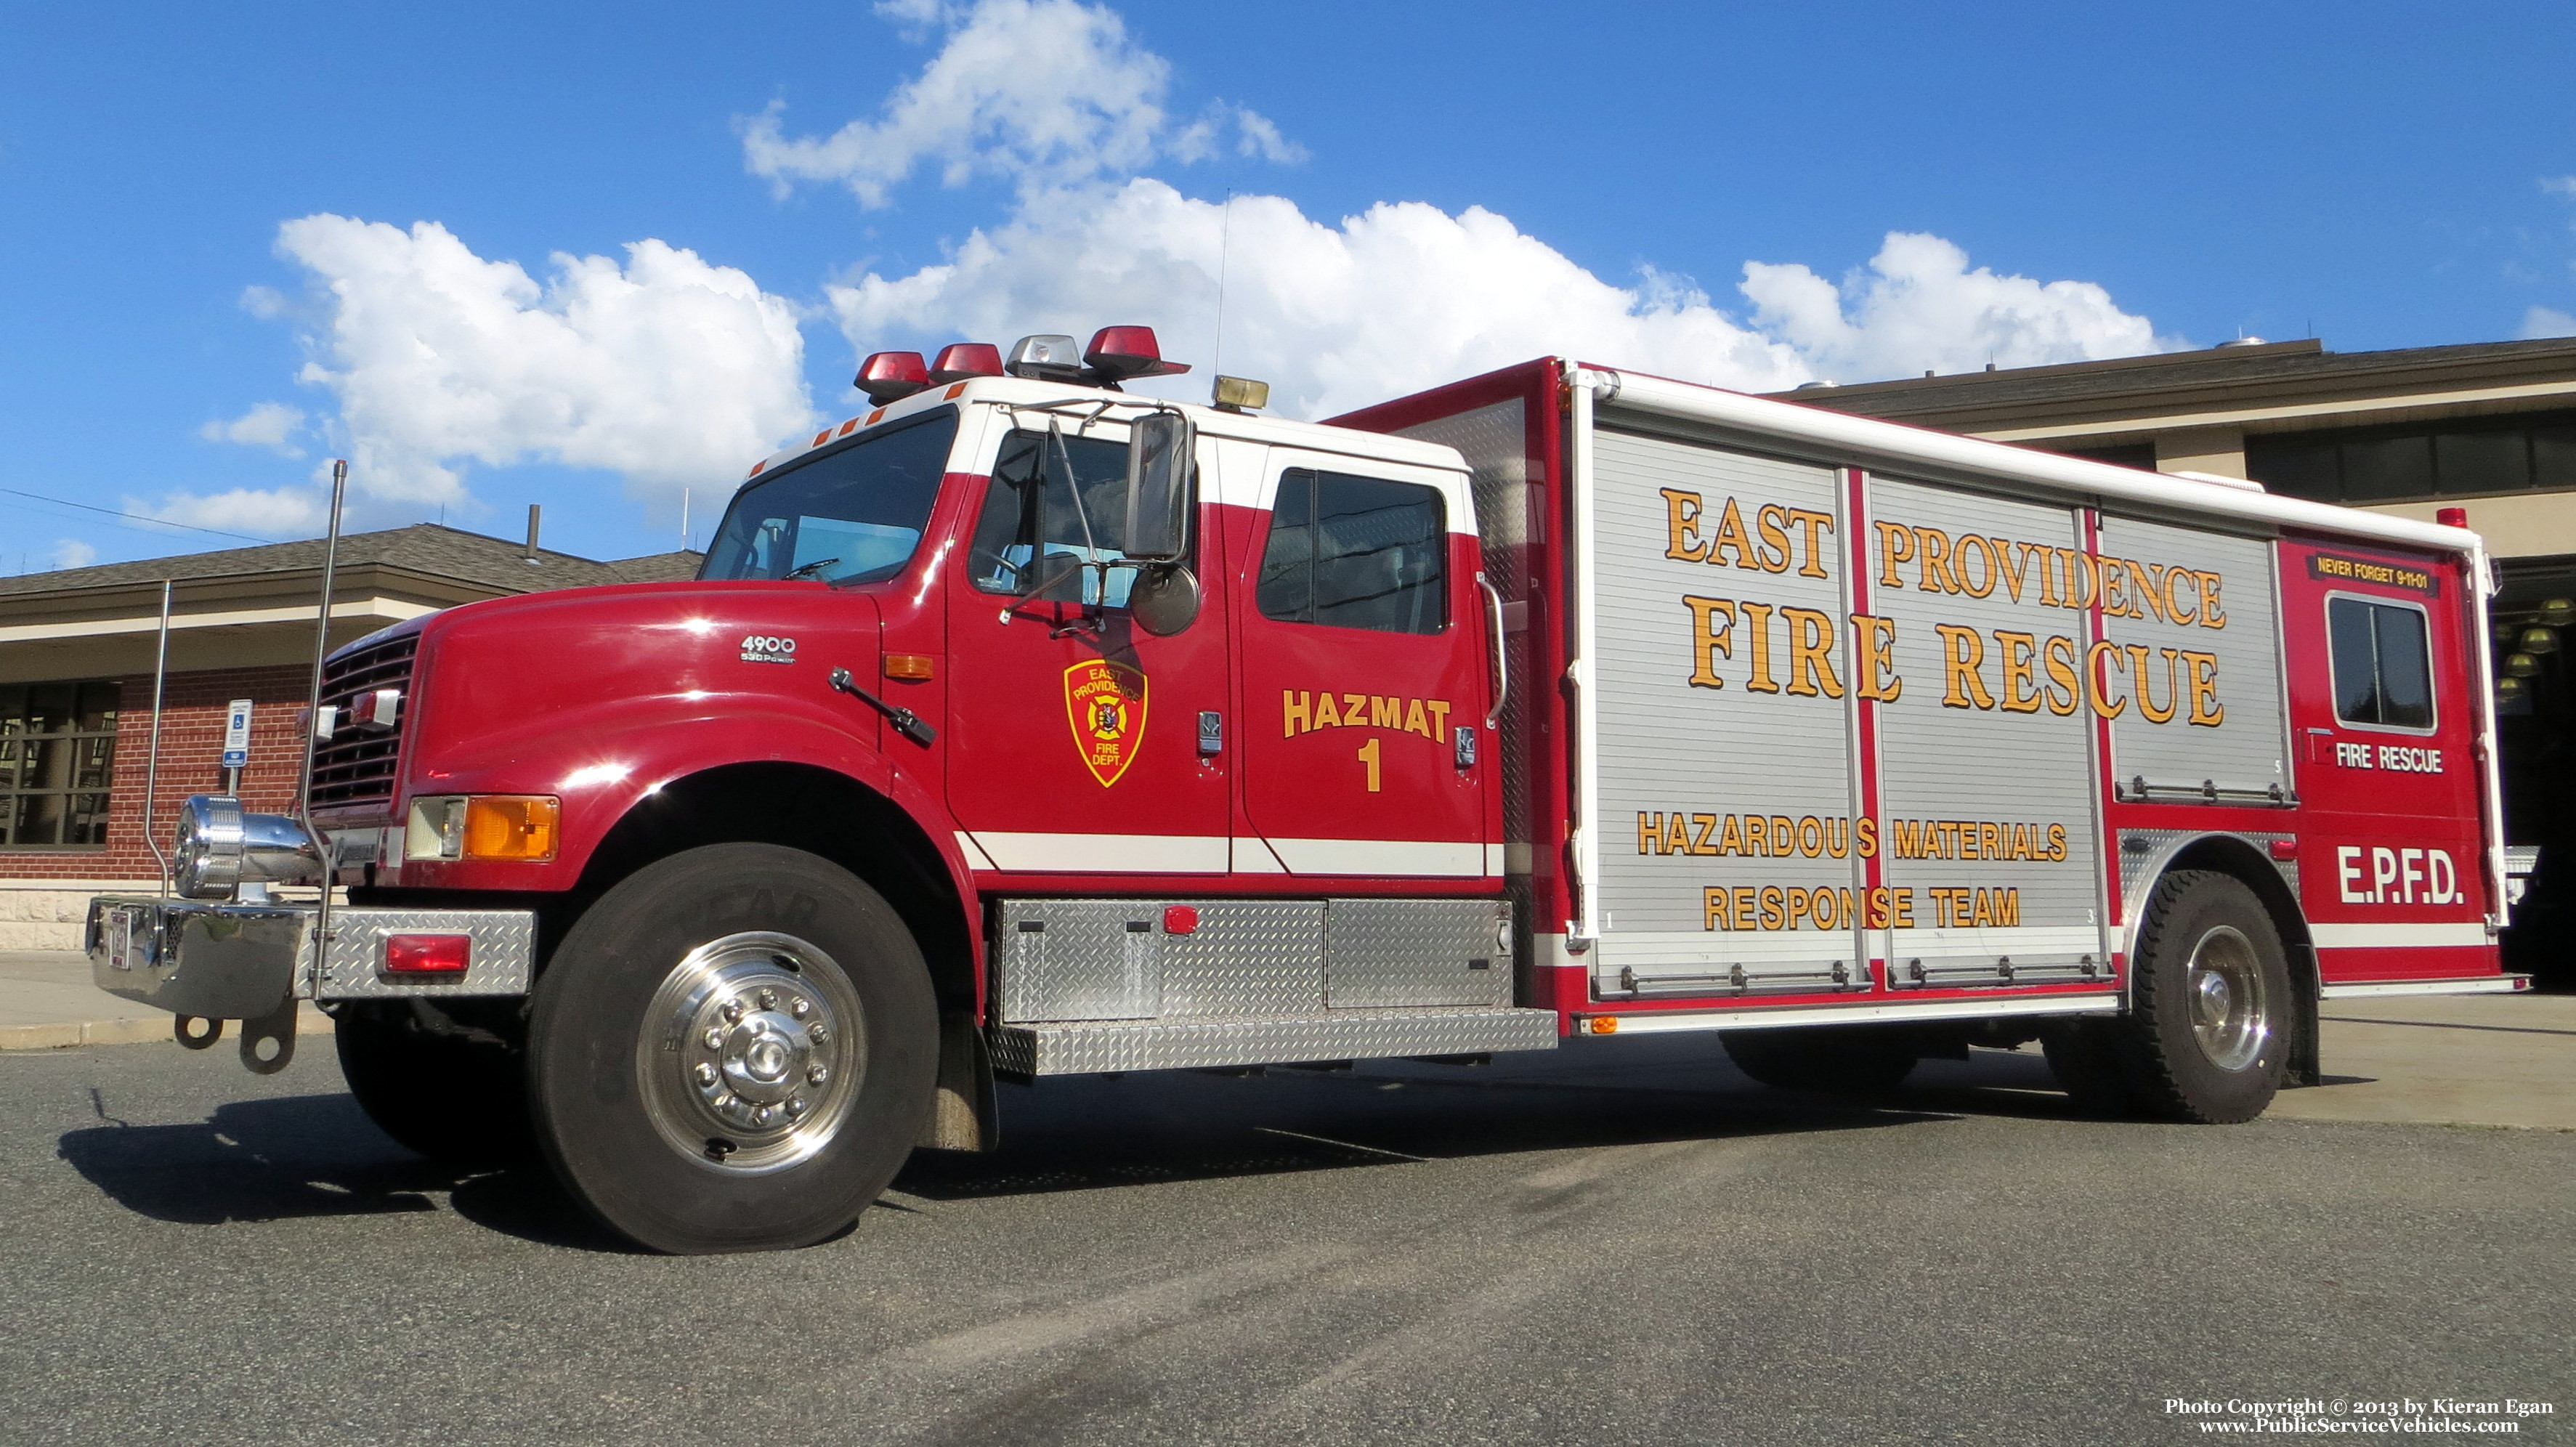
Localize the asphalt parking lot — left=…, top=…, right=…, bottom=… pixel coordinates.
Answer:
left=2, top=1005, right=2567, bottom=1446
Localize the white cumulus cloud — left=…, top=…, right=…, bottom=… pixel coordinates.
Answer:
left=828, top=181, right=2173, bottom=419
left=739, top=0, right=1295, bottom=206
left=1741, top=232, right=2177, bottom=381
left=198, top=400, right=306, bottom=455
left=49, top=540, right=97, bottom=570
left=255, top=215, right=812, bottom=516
left=131, top=486, right=326, bottom=538
left=2524, top=305, right=2576, bottom=339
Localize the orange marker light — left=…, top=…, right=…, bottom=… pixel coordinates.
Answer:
left=883, top=654, right=936, bottom=681
left=1588, top=1017, right=1619, bottom=1034
left=462, top=795, right=559, bottom=861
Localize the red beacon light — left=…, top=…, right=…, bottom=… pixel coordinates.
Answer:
left=855, top=351, right=931, bottom=405
left=929, top=342, right=1005, bottom=384
left=1085, top=326, right=1190, bottom=383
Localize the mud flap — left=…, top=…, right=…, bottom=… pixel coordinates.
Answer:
left=917, top=1012, right=998, bottom=1153
left=2285, top=943, right=2322, bottom=1088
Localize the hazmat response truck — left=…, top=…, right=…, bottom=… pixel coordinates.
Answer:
left=89, top=329, right=2522, bottom=1252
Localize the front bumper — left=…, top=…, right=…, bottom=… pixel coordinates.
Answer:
left=87, top=896, right=537, bottom=1021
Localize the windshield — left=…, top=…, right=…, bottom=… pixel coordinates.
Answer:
left=699, top=408, right=960, bottom=585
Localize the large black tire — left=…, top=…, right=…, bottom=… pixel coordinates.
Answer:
left=527, top=843, right=939, bottom=1254
left=2105, top=870, right=2292, bottom=1124
left=2037, top=1017, right=2140, bottom=1116
left=333, top=1000, right=532, bottom=1168
left=1722, top=1025, right=1919, bottom=1093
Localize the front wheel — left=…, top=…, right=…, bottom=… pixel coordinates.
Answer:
left=527, top=843, right=939, bottom=1253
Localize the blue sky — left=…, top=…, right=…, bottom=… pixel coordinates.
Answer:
left=4, top=1, right=2573, bottom=572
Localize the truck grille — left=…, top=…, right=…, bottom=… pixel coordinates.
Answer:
left=311, top=634, right=417, bottom=811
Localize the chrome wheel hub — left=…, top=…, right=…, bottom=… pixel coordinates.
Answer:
left=2185, top=924, right=2269, bottom=1073
left=637, top=931, right=865, bottom=1174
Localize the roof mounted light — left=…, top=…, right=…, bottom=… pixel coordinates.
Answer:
left=855, top=351, right=931, bottom=405
left=930, top=342, right=1005, bottom=384
left=1211, top=375, right=1270, bottom=413
left=1005, top=334, right=1085, bottom=381
left=1085, top=326, right=1188, bottom=381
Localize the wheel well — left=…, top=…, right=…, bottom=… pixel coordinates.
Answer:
left=2156, top=835, right=2321, bottom=1086
left=567, top=763, right=976, bottom=1018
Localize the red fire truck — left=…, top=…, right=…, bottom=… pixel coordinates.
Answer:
left=90, top=328, right=2523, bottom=1253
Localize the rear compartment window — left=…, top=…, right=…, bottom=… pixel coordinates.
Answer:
left=1256, top=469, right=1447, bottom=634
left=2328, top=596, right=2434, bottom=730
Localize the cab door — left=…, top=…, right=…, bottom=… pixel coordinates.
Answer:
left=1231, top=447, right=1498, bottom=880
left=943, top=413, right=1231, bottom=875
left=2279, top=537, right=2495, bottom=983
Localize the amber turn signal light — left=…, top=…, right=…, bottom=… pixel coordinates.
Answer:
left=463, top=795, right=558, bottom=862
left=883, top=653, right=936, bottom=681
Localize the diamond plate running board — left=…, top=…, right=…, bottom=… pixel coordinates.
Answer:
left=988, top=1008, right=1560, bottom=1077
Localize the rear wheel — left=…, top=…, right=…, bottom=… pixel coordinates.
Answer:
left=2038, top=1018, right=2139, bottom=1116
left=527, top=843, right=939, bottom=1254
left=2107, top=870, right=2291, bottom=1124
left=1722, top=1025, right=1919, bottom=1093
left=333, top=1000, right=531, bottom=1167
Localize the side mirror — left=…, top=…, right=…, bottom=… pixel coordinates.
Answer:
left=1123, top=412, right=1196, bottom=563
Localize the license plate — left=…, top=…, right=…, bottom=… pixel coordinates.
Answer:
left=105, top=905, right=153, bottom=972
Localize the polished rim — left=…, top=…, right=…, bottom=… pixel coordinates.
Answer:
left=636, top=931, right=866, bottom=1175
left=2185, top=925, right=2269, bottom=1072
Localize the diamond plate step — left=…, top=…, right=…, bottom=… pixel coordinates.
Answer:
left=988, top=1007, right=1561, bottom=1076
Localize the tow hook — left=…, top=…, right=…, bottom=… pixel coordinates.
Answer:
left=828, top=668, right=937, bottom=747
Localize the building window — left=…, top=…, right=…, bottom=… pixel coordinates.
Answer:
left=2247, top=410, right=2576, bottom=505
left=2326, top=598, right=2434, bottom=732
left=1257, top=469, right=1449, bottom=634
left=0, top=681, right=120, bottom=849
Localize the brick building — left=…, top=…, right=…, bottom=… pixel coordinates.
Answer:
left=0, top=523, right=697, bottom=947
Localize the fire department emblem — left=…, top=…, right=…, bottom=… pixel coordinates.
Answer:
left=1063, top=658, right=1149, bottom=787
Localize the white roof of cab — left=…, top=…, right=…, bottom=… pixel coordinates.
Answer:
left=739, top=376, right=1467, bottom=487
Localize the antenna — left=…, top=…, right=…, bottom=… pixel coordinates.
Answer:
left=681, top=488, right=691, bottom=551
left=1211, top=190, right=1235, bottom=384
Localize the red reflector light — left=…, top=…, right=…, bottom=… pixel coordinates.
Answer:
left=855, top=351, right=931, bottom=405
left=929, top=342, right=1005, bottom=384
left=1162, top=904, right=1199, bottom=934
left=1085, top=325, right=1190, bottom=381
left=2269, top=838, right=2298, bottom=862
left=384, top=933, right=471, bottom=975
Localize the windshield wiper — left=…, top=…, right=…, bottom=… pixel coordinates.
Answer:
left=784, top=558, right=839, bottom=581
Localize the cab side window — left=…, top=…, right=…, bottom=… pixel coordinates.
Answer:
left=1256, top=469, right=1448, bottom=635
left=966, top=429, right=1143, bottom=604
left=2328, top=596, right=2434, bottom=730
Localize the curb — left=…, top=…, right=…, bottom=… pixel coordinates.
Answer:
left=0, top=1003, right=335, bottom=1053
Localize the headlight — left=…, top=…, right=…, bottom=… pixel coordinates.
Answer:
left=171, top=795, right=324, bottom=900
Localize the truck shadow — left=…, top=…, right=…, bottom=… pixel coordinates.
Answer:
left=894, top=1039, right=2089, bottom=1201
left=54, top=1041, right=2095, bottom=1237
left=53, top=1093, right=625, bottom=1252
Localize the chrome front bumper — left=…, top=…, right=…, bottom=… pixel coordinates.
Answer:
left=87, top=896, right=537, bottom=1021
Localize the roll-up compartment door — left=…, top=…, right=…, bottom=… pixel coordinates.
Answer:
left=2094, top=515, right=2288, bottom=803
left=1587, top=428, right=1859, bottom=996
left=1867, top=479, right=2109, bottom=988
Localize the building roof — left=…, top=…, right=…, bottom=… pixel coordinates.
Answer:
left=0, top=523, right=700, bottom=599
left=1761, top=336, right=2576, bottom=443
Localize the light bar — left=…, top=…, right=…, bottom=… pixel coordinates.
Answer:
left=1085, top=325, right=1188, bottom=381
left=855, top=351, right=931, bottom=405
left=930, top=342, right=1005, bottom=384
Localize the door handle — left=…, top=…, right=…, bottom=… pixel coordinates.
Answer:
left=1476, top=571, right=1509, bottom=729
